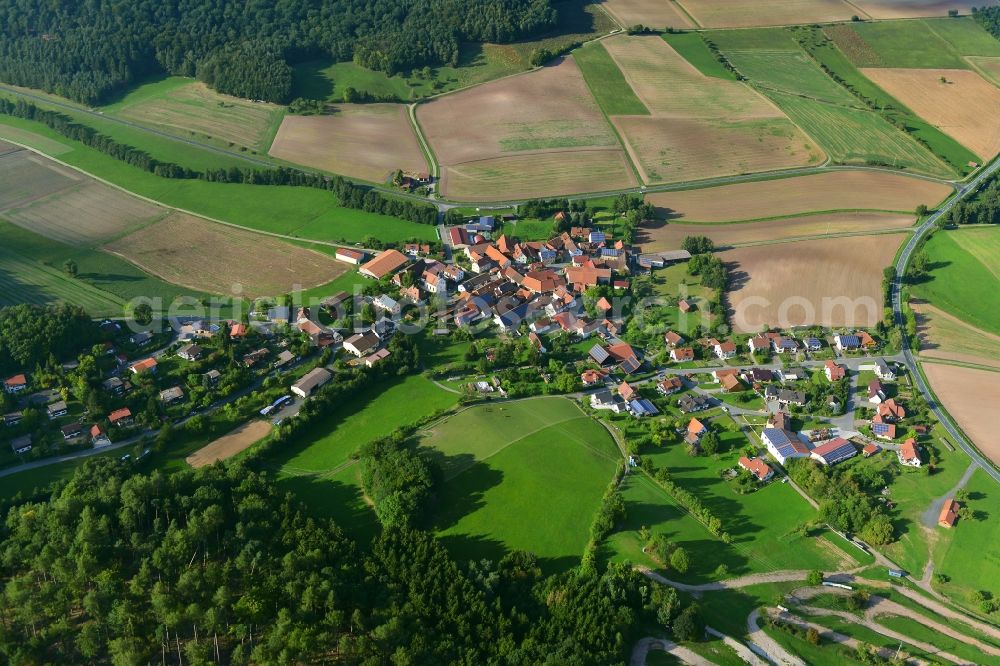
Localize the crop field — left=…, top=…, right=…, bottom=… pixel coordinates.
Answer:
left=601, top=0, right=695, bottom=28
left=640, top=212, right=915, bottom=250
left=602, top=35, right=822, bottom=183
left=112, top=80, right=284, bottom=151
left=923, top=363, right=1000, bottom=468
left=105, top=213, right=349, bottom=297
left=269, top=105, right=429, bottom=184
left=860, top=68, right=1000, bottom=161
left=427, top=398, right=620, bottom=569
left=722, top=46, right=860, bottom=106
left=912, top=227, right=1000, bottom=336
left=766, top=91, right=953, bottom=177
left=661, top=32, right=737, bottom=80
left=0, top=149, right=82, bottom=210
left=573, top=42, right=650, bottom=115
left=840, top=20, right=972, bottom=68
left=676, top=0, right=856, bottom=27
left=186, top=420, right=272, bottom=468
left=417, top=57, right=635, bottom=198
left=922, top=16, right=1000, bottom=55
left=850, top=1, right=995, bottom=18
left=723, top=234, right=904, bottom=332
left=442, top=149, right=637, bottom=201
left=913, top=302, right=1000, bottom=369
left=968, top=56, right=1000, bottom=85
left=646, top=170, right=951, bottom=222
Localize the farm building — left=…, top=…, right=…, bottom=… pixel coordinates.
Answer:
left=862, top=443, right=881, bottom=457
left=335, top=248, right=367, bottom=265
left=738, top=457, right=773, bottom=482
left=938, top=499, right=960, bottom=528
left=344, top=332, right=380, bottom=357
left=898, top=438, right=921, bottom=466
left=360, top=249, right=409, bottom=279
left=364, top=348, right=391, bottom=368
left=810, top=438, right=857, bottom=466
left=291, top=367, right=333, bottom=398
left=3, top=374, right=27, bottom=393
left=763, top=428, right=810, bottom=465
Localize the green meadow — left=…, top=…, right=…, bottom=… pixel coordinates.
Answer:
left=662, top=32, right=737, bottom=80
left=573, top=42, right=650, bottom=116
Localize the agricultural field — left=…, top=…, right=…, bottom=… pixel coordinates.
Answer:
left=601, top=0, right=695, bottom=29
left=924, top=363, right=1000, bottom=468
left=860, top=68, right=1000, bottom=161
left=417, top=57, right=636, bottom=199
left=601, top=35, right=822, bottom=184
left=573, top=42, right=650, bottom=115
left=676, top=0, right=856, bottom=27
left=646, top=170, right=951, bottom=222
left=911, top=227, right=1000, bottom=336
left=661, top=32, right=738, bottom=80
left=108, top=79, right=285, bottom=152
left=968, top=55, right=1000, bottom=85
left=186, top=420, right=273, bottom=468
left=0, top=147, right=82, bottom=210
left=269, top=105, right=429, bottom=184
left=723, top=234, right=904, bottom=332
left=913, top=302, right=1000, bottom=369
left=836, top=18, right=996, bottom=68
left=424, top=398, right=620, bottom=569
left=850, top=1, right=995, bottom=18
left=104, top=213, right=349, bottom=297
left=640, top=212, right=915, bottom=251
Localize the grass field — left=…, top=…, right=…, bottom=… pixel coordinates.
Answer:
left=850, top=1, right=991, bottom=19
left=875, top=614, right=994, bottom=664
left=923, top=16, right=1000, bottom=56
left=913, top=301, right=1000, bottom=369
left=424, top=398, right=621, bottom=570
left=573, top=42, right=650, bottom=116
left=646, top=170, right=950, bottom=222
left=108, top=79, right=285, bottom=152
left=269, top=105, right=429, bottom=183
left=860, top=68, right=1000, bottom=161
left=724, top=234, right=904, bottom=332
left=0, top=119, right=438, bottom=244
left=912, top=227, right=1000, bottom=336
left=661, top=32, right=737, bottom=80
left=842, top=19, right=981, bottom=68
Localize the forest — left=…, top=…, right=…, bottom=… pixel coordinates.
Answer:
left=0, top=304, right=98, bottom=375
left=0, top=459, right=686, bottom=664
left=0, top=0, right=558, bottom=104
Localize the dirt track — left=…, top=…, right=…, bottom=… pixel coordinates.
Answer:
left=186, top=420, right=272, bottom=468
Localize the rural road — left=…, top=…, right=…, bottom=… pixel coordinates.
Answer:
left=746, top=608, right=807, bottom=666
left=891, top=154, right=1000, bottom=486
left=630, top=637, right=714, bottom=666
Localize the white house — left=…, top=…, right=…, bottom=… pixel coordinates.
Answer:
left=373, top=294, right=401, bottom=315
left=762, top=428, right=810, bottom=465
left=874, top=359, right=896, bottom=381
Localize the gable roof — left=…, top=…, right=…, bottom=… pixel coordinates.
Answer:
left=618, top=381, right=636, bottom=401
left=738, top=456, right=772, bottom=481
left=811, top=438, right=856, bottom=465
left=360, top=249, right=408, bottom=279
left=900, top=438, right=919, bottom=460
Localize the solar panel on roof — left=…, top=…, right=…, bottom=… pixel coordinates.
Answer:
left=872, top=423, right=891, bottom=435
left=589, top=345, right=610, bottom=364
left=620, top=357, right=641, bottom=374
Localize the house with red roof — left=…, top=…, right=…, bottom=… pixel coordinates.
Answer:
left=618, top=381, right=636, bottom=402
left=109, top=408, right=133, bottom=427
left=670, top=347, right=695, bottom=362
left=3, top=374, right=27, bottom=393
left=938, top=499, right=959, bottom=528
left=824, top=360, right=846, bottom=382
left=738, top=456, right=774, bottom=482
left=898, top=438, right=921, bottom=466
left=657, top=376, right=683, bottom=395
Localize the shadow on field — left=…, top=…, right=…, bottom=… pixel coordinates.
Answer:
left=906, top=260, right=951, bottom=285
left=432, top=457, right=504, bottom=530
left=0, top=262, right=59, bottom=307
left=290, top=60, right=335, bottom=101
left=276, top=472, right=381, bottom=545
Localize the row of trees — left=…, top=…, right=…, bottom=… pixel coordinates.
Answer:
left=0, top=98, right=439, bottom=225
left=0, top=0, right=558, bottom=104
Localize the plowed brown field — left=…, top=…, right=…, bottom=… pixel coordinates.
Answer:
left=676, top=0, right=857, bottom=27
left=923, top=362, right=1000, bottom=467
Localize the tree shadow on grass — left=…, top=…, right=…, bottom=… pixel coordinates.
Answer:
left=276, top=471, right=381, bottom=546
left=430, top=456, right=504, bottom=531
left=290, top=60, right=336, bottom=101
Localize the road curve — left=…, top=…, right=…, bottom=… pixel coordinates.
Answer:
left=891, top=155, right=1000, bottom=486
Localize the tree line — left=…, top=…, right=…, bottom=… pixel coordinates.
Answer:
left=0, top=98, right=439, bottom=225
left=0, top=0, right=558, bottom=104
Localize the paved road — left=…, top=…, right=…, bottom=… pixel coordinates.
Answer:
left=891, top=155, right=1000, bottom=485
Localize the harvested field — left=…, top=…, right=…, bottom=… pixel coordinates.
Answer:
left=723, top=234, right=904, bottom=332
left=923, top=362, right=1000, bottom=467
left=913, top=302, right=1000, bottom=370
left=5, top=182, right=165, bottom=246
left=268, top=105, right=429, bottom=183
left=186, top=420, right=272, bottom=468
left=116, top=81, right=283, bottom=151
left=849, top=1, right=994, bottom=18
left=676, top=0, right=856, bottom=27
left=442, top=149, right=636, bottom=201
left=417, top=58, right=633, bottom=198
left=602, top=35, right=822, bottom=183
left=601, top=0, right=695, bottom=28
left=0, top=150, right=81, bottom=211
left=639, top=212, right=915, bottom=250
left=646, top=171, right=950, bottom=222
left=968, top=56, right=1000, bottom=86
left=105, top=213, right=349, bottom=296
left=860, top=68, right=1000, bottom=160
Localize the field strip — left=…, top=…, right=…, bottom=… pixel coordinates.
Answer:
left=675, top=207, right=916, bottom=225
left=408, top=103, right=440, bottom=179
left=920, top=357, right=1000, bottom=374
left=671, top=0, right=702, bottom=27
left=722, top=226, right=913, bottom=248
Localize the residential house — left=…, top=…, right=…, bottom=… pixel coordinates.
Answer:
left=343, top=332, right=380, bottom=357
left=291, top=367, right=333, bottom=398
left=876, top=399, right=906, bottom=423
left=102, top=377, right=126, bottom=395
left=824, top=360, right=846, bottom=382
left=531, top=317, right=558, bottom=335
left=738, top=457, right=774, bottom=482
left=629, top=399, right=659, bottom=417
left=47, top=400, right=68, bottom=419
left=10, top=435, right=31, bottom=455
left=764, top=386, right=806, bottom=407
left=91, top=424, right=111, bottom=447
left=720, top=373, right=743, bottom=392
left=129, top=358, right=158, bottom=375
left=868, top=380, right=886, bottom=404
left=364, top=348, right=392, bottom=368
left=229, top=322, right=247, bottom=339
left=743, top=368, right=774, bottom=384
left=768, top=410, right=792, bottom=431
left=61, top=422, right=84, bottom=440
left=130, top=331, right=154, bottom=346
left=938, top=499, right=959, bottom=528
left=243, top=348, right=269, bottom=367
left=874, top=359, right=896, bottom=381
left=528, top=331, right=546, bottom=354
left=177, top=344, right=203, bottom=361
left=834, top=334, right=861, bottom=352
left=686, top=418, right=708, bottom=446
left=618, top=381, right=637, bottom=402
left=3, top=374, right=27, bottom=393
left=664, top=331, right=685, bottom=348
left=359, top=249, right=409, bottom=279
left=581, top=369, right=607, bottom=386
left=804, top=337, right=822, bottom=352
left=657, top=377, right=683, bottom=395
left=762, top=428, right=811, bottom=465
left=748, top=335, right=770, bottom=355
left=273, top=351, right=295, bottom=369
left=779, top=367, right=809, bottom=381
left=4, top=411, right=23, bottom=427
left=204, top=369, right=222, bottom=385
left=159, top=386, right=185, bottom=404
left=373, top=294, right=401, bottom=315
left=862, top=443, right=881, bottom=457
left=678, top=299, right=695, bottom=313
left=335, top=248, right=367, bottom=265
left=858, top=331, right=877, bottom=349
left=109, top=408, right=133, bottom=427
left=590, top=389, right=624, bottom=413
left=565, top=266, right=611, bottom=289
left=898, top=438, right=921, bottom=466
left=671, top=347, right=695, bottom=362
left=404, top=243, right=432, bottom=257
left=810, top=438, right=857, bottom=466
left=678, top=393, right=711, bottom=413
left=872, top=422, right=897, bottom=441
left=774, top=337, right=798, bottom=354
left=713, top=340, right=737, bottom=360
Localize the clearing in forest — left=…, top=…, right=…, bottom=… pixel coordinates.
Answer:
left=601, top=35, right=822, bottom=184
left=104, top=213, right=349, bottom=296
left=675, top=0, right=857, bottom=27
left=860, top=68, right=1000, bottom=161
left=186, top=420, right=274, bottom=468
left=646, top=170, right=951, bottom=222
left=114, top=80, right=285, bottom=151
left=417, top=57, right=636, bottom=199
left=269, top=105, right=430, bottom=184
left=723, top=234, right=904, bottom=332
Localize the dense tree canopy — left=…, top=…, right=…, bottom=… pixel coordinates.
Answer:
left=0, top=0, right=557, bottom=104
left=0, top=304, right=98, bottom=374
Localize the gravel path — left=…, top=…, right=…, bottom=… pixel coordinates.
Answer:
left=630, top=636, right=715, bottom=666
